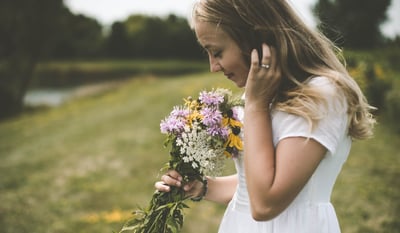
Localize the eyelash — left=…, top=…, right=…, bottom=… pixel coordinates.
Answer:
left=202, top=48, right=222, bottom=58
left=212, top=51, right=222, bottom=58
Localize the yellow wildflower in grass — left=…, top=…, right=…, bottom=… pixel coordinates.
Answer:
left=81, top=209, right=132, bottom=224
left=82, top=213, right=101, bottom=223
left=103, top=209, right=130, bottom=223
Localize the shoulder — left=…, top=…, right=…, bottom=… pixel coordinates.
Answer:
left=272, top=76, right=349, bottom=152
left=306, top=76, right=347, bottom=111
left=306, top=76, right=337, bottom=96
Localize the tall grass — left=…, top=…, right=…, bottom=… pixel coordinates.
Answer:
left=0, top=73, right=398, bottom=233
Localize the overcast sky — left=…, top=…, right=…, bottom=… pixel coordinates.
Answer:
left=65, top=0, right=400, bottom=38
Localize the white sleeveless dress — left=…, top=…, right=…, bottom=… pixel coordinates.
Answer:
left=218, top=77, right=350, bottom=233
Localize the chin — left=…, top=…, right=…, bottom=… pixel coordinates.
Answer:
left=235, top=82, right=245, bottom=88
left=235, top=79, right=246, bottom=88
left=229, top=75, right=246, bottom=88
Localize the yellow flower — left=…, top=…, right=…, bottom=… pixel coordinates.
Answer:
left=222, top=115, right=243, bottom=158
left=222, top=117, right=243, bottom=128
left=224, top=133, right=243, bottom=158
left=187, top=110, right=202, bottom=126
left=184, top=97, right=201, bottom=110
left=224, top=150, right=232, bottom=158
left=103, top=209, right=126, bottom=223
left=223, top=116, right=243, bottom=158
left=225, top=133, right=243, bottom=150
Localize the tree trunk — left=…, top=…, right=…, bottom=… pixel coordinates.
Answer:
left=0, top=57, right=36, bottom=119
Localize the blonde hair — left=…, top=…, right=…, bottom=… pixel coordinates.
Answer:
left=192, top=0, right=375, bottom=140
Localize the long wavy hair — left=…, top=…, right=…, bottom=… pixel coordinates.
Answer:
left=191, top=0, right=375, bottom=140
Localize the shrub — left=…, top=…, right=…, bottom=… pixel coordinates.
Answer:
left=346, top=53, right=392, bottom=112
left=384, top=80, right=400, bottom=133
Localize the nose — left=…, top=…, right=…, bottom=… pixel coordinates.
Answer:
left=209, top=56, right=222, bottom=73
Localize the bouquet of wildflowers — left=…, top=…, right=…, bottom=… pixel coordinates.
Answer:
left=119, top=88, right=243, bottom=233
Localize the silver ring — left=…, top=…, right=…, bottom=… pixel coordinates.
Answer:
left=261, top=64, right=270, bottom=69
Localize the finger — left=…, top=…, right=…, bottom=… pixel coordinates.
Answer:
left=250, top=49, right=260, bottom=70
left=166, top=170, right=182, bottom=181
left=161, top=174, right=182, bottom=187
left=155, top=181, right=171, bottom=192
left=268, top=46, right=280, bottom=76
left=260, top=44, right=271, bottom=68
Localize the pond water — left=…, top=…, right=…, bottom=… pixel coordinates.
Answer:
left=23, top=80, right=126, bottom=107
left=24, top=88, right=75, bottom=107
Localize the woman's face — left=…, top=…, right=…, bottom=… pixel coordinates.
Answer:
left=194, top=21, right=249, bottom=88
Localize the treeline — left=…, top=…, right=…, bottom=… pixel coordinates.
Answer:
left=47, top=14, right=204, bottom=60
left=106, top=15, right=203, bottom=59
left=0, top=2, right=205, bottom=63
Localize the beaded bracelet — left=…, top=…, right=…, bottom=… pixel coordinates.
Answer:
left=190, top=177, right=208, bottom=202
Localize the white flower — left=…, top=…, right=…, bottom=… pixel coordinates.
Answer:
left=177, top=125, right=226, bottom=177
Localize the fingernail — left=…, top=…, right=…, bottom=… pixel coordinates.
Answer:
left=176, top=181, right=181, bottom=186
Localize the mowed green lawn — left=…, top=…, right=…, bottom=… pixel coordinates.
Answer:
left=0, top=73, right=398, bottom=233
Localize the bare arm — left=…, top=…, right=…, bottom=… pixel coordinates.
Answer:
left=244, top=45, right=326, bottom=221
left=244, top=108, right=326, bottom=220
left=204, top=174, right=238, bottom=204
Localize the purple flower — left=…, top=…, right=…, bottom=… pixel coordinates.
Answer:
left=160, top=106, right=188, bottom=134
left=200, top=107, right=222, bottom=127
left=207, top=125, right=229, bottom=138
left=199, top=90, right=224, bottom=106
left=171, top=106, right=189, bottom=118
left=160, top=117, right=185, bottom=134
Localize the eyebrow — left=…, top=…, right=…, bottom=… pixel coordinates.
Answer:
left=203, top=44, right=217, bottom=50
left=197, top=38, right=214, bottom=49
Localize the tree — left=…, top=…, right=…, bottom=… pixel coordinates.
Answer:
left=313, top=0, right=392, bottom=49
left=0, top=0, right=68, bottom=118
left=106, top=22, right=132, bottom=58
left=163, top=15, right=204, bottom=59
left=121, top=14, right=203, bottom=59
left=52, top=13, right=104, bottom=59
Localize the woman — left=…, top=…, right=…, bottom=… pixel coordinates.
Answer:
left=155, top=0, right=375, bottom=232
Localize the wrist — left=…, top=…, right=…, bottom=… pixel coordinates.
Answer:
left=245, top=99, right=272, bottom=112
left=190, top=177, right=208, bottom=202
left=245, top=103, right=271, bottom=113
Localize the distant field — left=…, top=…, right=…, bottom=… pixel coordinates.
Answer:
left=32, top=59, right=209, bottom=87
left=0, top=72, right=398, bottom=233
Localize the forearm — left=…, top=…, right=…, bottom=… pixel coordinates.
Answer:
left=244, top=107, right=277, bottom=217
left=204, top=174, right=238, bottom=205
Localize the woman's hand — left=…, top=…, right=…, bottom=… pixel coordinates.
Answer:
left=245, top=44, right=281, bottom=110
left=154, top=170, right=205, bottom=199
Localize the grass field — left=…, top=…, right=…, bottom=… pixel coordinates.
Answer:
left=0, top=72, right=399, bottom=233
left=32, top=60, right=209, bottom=87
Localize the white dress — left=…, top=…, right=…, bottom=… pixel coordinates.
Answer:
left=218, top=77, right=351, bottom=233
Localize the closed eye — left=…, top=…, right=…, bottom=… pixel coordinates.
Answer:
left=213, top=50, right=222, bottom=58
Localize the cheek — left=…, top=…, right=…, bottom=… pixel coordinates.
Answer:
left=237, top=61, right=250, bottom=78
left=236, top=65, right=250, bottom=87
